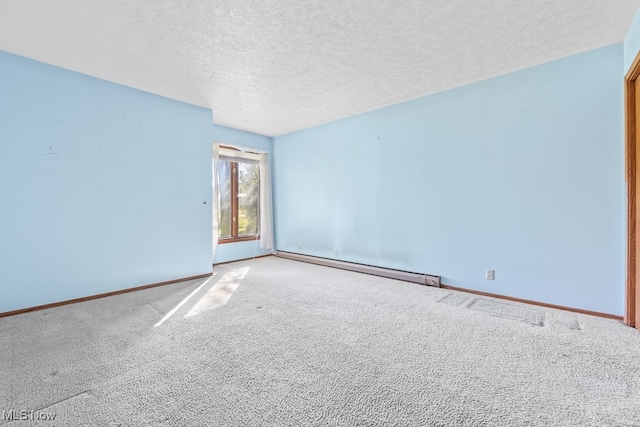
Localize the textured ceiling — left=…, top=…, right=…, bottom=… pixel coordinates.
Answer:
left=0, top=1, right=639, bottom=136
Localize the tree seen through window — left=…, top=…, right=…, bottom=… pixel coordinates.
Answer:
left=217, top=159, right=259, bottom=241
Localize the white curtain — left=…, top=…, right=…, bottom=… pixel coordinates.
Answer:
left=212, top=145, right=221, bottom=260
left=258, top=152, right=274, bottom=250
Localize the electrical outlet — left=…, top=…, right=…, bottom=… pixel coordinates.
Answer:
left=485, top=269, right=495, bottom=280
left=333, top=249, right=338, bottom=256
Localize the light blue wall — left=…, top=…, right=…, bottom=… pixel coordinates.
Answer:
left=214, top=240, right=272, bottom=264
left=0, top=51, right=214, bottom=313
left=625, top=8, right=640, bottom=72
left=273, top=44, right=625, bottom=315
left=212, top=124, right=274, bottom=264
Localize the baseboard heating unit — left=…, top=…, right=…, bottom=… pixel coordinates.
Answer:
left=276, top=251, right=441, bottom=287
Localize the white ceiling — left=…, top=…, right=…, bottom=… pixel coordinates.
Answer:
left=0, top=1, right=639, bottom=137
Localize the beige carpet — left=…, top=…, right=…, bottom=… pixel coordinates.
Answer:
left=1, top=256, right=639, bottom=426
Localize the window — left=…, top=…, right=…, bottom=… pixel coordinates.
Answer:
left=213, top=143, right=274, bottom=250
left=217, top=158, right=260, bottom=243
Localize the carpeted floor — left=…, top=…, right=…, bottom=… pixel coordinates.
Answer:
left=1, top=256, right=639, bottom=426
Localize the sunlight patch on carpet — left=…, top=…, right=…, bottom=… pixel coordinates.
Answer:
left=467, top=298, right=545, bottom=326
left=554, top=318, right=581, bottom=331
left=437, top=293, right=470, bottom=307
left=153, top=274, right=216, bottom=327
left=184, top=267, right=249, bottom=318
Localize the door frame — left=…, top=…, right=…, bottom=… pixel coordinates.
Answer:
left=625, top=50, right=640, bottom=328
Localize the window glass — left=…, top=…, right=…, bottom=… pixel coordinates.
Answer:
left=238, top=162, right=260, bottom=236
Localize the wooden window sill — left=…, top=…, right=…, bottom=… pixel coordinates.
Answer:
left=218, top=236, right=260, bottom=244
